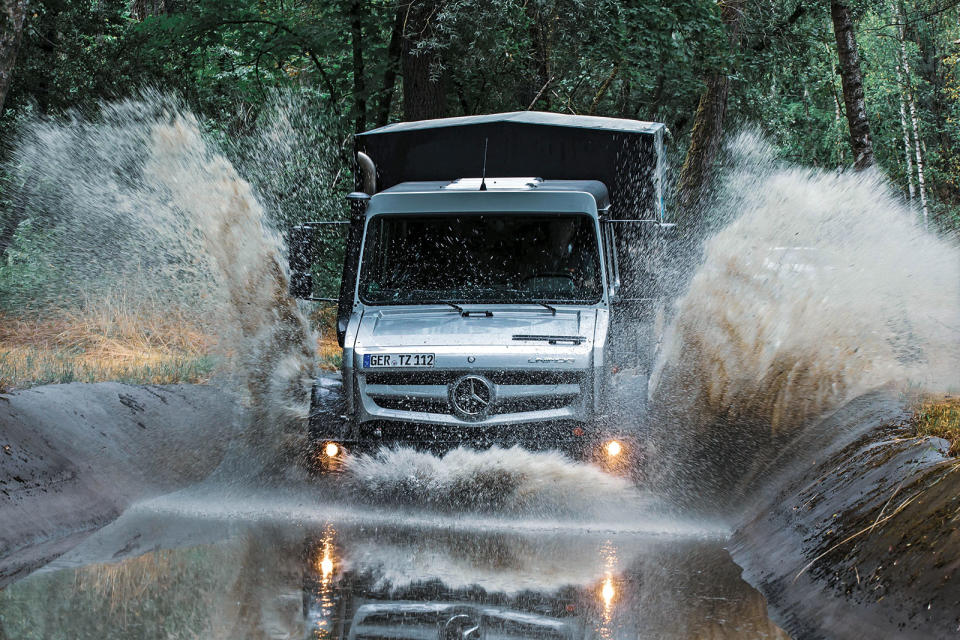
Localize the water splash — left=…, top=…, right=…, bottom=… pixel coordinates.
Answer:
left=346, top=445, right=641, bottom=518
left=143, top=112, right=316, bottom=466
left=339, top=527, right=655, bottom=594
left=7, top=94, right=316, bottom=470
left=648, top=134, right=960, bottom=507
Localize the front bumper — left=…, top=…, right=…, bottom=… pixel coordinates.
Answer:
left=309, top=421, right=643, bottom=476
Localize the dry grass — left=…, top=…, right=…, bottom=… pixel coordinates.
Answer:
left=0, top=302, right=342, bottom=392
left=911, top=396, right=960, bottom=456
left=312, top=303, right=342, bottom=371
left=75, top=550, right=177, bottom=614
left=0, top=305, right=218, bottom=392
left=317, top=334, right=342, bottom=371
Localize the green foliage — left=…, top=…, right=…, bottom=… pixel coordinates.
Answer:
left=0, top=219, right=60, bottom=311
left=0, top=0, right=957, bottom=318
left=733, top=0, right=960, bottom=231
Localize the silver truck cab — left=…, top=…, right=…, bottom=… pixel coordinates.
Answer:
left=291, top=112, right=671, bottom=466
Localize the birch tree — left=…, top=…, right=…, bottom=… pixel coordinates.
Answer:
left=895, top=2, right=929, bottom=224
left=894, top=55, right=916, bottom=201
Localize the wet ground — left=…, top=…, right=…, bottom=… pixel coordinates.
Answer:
left=0, top=485, right=788, bottom=640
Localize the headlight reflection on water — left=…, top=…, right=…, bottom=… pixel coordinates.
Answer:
left=312, top=525, right=338, bottom=637
left=601, top=576, right=616, bottom=609
left=596, top=540, right=620, bottom=639
left=319, top=547, right=334, bottom=579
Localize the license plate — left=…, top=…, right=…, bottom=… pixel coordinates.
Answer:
left=363, top=353, right=435, bottom=368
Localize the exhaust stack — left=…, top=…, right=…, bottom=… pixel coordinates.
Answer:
left=357, top=151, right=376, bottom=195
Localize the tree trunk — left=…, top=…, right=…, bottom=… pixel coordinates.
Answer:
left=896, top=4, right=929, bottom=225
left=827, top=47, right=846, bottom=171
left=830, top=0, right=874, bottom=170
left=0, top=0, right=27, bottom=114
left=349, top=0, right=366, bottom=133
left=676, top=0, right=744, bottom=219
left=886, top=1, right=915, bottom=199
left=589, top=64, right=619, bottom=115
left=400, top=0, right=447, bottom=121
left=906, top=69, right=929, bottom=225
left=374, top=7, right=404, bottom=127
left=524, top=3, right=552, bottom=110
left=895, top=58, right=915, bottom=201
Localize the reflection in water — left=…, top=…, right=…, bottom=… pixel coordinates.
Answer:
left=311, top=525, right=337, bottom=638
left=0, top=512, right=788, bottom=640
left=597, top=540, right=618, bottom=639
left=601, top=577, right=615, bottom=610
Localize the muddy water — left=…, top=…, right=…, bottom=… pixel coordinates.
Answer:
left=648, top=135, right=960, bottom=508
left=0, top=495, right=787, bottom=640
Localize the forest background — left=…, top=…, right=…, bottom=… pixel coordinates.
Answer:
left=0, top=0, right=957, bottom=389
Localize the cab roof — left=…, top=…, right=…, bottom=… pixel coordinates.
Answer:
left=379, top=179, right=610, bottom=210
left=358, top=111, right=664, bottom=136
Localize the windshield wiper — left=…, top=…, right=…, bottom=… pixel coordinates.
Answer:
left=535, top=302, right=557, bottom=315
left=441, top=301, right=494, bottom=318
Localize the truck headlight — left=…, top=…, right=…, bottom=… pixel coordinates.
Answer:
left=605, top=440, right=623, bottom=457
left=324, top=442, right=340, bottom=457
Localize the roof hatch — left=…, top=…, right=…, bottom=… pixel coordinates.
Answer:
left=442, top=177, right=542, bottom=191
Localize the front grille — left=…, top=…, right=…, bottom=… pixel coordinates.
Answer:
left=371, top=395, right=576, bottom=415
left=491, top=395, right=573, bottom=415
left=372, top=397, right=450, bottom=413
left=362, top=369, right=585, bottom=418
left=364, top=370, right=581, bottom=386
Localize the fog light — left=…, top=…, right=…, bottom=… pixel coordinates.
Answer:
left=324, top=442, right=340, bottom=457
left=605, top=440, right=622, bottom=457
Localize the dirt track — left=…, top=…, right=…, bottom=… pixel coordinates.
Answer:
left=0, top=383, right=241, bottom=587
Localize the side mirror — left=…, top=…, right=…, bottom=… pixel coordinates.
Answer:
left=290, top=271, right=313, bottom=299
left=288, top=224, right=315, bottom=299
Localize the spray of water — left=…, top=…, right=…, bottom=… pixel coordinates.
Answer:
left=346, top=445, right=640, bottom=517
left=648, top=134, right=960, bottom=507
left=7, top=94, right=317, bottom=471
left=143, top=112, right=316, bottom=463
left=338, top=527, right=655, bottom=594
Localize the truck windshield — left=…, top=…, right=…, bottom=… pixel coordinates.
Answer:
left=358, top=213, right=602, bottom=305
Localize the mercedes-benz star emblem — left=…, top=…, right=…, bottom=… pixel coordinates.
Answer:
left=450, top=375, right=492, bottom=420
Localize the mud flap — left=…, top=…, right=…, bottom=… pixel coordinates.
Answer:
left=604, top=368, right=650, bottom=436
left=307, top=372, right=352, bottom=441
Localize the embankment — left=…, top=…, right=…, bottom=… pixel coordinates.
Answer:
left=731, top=409, right=960, bottom=639
left=0, top=382, right=241, bottom=588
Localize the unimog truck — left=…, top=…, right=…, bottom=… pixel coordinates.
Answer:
left=288, top=111, right=672, bottom=469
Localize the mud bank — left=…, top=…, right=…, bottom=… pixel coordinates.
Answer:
left=0, top=382, right=241, bottom=588
left=731, top=418, right=960, bottom=639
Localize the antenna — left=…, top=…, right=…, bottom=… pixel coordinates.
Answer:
left=479, top=137, right=488, bottom=191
